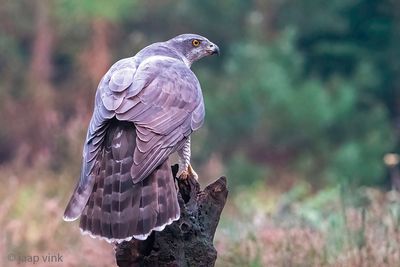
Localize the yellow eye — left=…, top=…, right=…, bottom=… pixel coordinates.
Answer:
left=192, top=39, right=201, bottom=47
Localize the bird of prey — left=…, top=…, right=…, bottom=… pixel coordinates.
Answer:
left=63, top=34, right=219, bottom=243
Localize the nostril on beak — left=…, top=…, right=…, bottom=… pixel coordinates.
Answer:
left=208, top=43, right=220, bottom=55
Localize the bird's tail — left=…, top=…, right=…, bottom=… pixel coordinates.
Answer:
left=76, top=121, right=180, bottom=242
left=63, top=169, right=96, bottom=222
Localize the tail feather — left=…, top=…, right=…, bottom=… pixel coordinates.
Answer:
left=76, top=121, right=180, bottom=242
left=63, top=170, right=96, bottom=222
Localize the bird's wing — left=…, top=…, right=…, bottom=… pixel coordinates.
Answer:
left=64, top=55, right=204, bottom=220
left=90, top=55, right=204, bottom=183
left=64, top=57, right=139, bottom=220
left=79, top=58, right=139, bottom=188
left=115, top=56, right=204, bottom=182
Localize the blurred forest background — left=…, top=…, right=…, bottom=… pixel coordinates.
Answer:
left=1, top=0, right=400, bottom=266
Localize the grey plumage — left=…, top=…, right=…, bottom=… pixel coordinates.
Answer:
left=63, top=34, right=219, bottom=242
left=79, top=120, right=180, bottom=241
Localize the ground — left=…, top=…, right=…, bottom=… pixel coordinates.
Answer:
left=1, top=162, right=400, bottom=266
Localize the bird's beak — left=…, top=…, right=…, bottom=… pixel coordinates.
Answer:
left=207, top=42, right=220, bottom=56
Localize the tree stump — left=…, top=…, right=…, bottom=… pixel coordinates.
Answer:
left=114, top=165, right=228, bottom=267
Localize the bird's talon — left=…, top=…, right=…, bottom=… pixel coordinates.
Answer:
left=178, top=170, right=190, bottom=180
left=188, top=165, right=199, bottom=180
left=178, top=165, right=198, bottom=181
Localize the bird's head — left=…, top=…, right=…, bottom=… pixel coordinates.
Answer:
left=166, top=33, right=220, bottom=67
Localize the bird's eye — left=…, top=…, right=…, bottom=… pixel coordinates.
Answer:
left=192, top=39, right=201, bottom=47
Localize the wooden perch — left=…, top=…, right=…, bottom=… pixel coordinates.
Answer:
left=114, top=165, right=228, bottom=267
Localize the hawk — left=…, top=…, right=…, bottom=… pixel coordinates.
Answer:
left=63, top=34, right=219, bottom=242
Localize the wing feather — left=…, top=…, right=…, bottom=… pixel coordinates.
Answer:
left=132, top=145, right=176, bottom=183
left=81, top=55, right=204, bottom=188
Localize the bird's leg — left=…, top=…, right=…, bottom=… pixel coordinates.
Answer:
left=177, top=137, right=198, bottom=180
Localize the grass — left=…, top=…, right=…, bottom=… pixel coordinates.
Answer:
left=1, top=162, right=400, bottom=266
left=0, top=162, right=115, bottom=267
left=215, top=183, right=400, bottom=267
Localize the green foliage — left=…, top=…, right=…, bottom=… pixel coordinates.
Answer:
left=56, top=0, right=136, bottom=22
left=205, top=29, right=394, bottom=188
left=0, top=0, right=398, bottom=189
left=226, top=153, right=267, bottom=193
left=280, top=0, right=399, bottom=113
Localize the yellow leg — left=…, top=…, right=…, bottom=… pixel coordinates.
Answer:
left=178, top=164, right=199, bottom=180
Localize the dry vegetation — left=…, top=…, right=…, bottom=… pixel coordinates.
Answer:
left=215, top=184, right=400, bottom=267
left=1, top=164, right=400, bottom=267
left=0, top=163, right=115, bottom=267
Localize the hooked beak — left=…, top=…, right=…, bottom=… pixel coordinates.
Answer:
left=207, top=42, right=220, bottom=56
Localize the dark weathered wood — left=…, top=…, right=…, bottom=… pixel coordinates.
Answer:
left=115, top=165, right=228, bottom=267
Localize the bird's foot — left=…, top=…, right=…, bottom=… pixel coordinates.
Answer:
left=178, top=164, right=199, bottom=180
